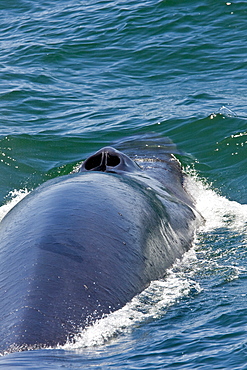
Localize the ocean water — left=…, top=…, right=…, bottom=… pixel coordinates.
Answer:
left=0, top=0, right=246, bottom=368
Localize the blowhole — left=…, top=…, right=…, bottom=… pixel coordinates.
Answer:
left=84, top=154, right=102, bottom=170
left=106, top=154, right=120, bottom=167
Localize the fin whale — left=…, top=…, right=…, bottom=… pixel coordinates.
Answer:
left=0, top=144, right=199, bottom=353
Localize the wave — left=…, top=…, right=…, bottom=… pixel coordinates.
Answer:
left=185, top=170, right=247, bottom=233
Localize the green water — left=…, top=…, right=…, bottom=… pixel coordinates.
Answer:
left=0, top=0, right=246, bottom=368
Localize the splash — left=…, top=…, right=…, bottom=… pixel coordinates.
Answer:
left=61, top=248, right=201, bottom=351
left=0, top=189, right=29, bottom=222
left=184, top=171, right=247, bottom=233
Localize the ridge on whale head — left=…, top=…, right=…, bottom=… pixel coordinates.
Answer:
left=79, top=146, right=141, bottom=174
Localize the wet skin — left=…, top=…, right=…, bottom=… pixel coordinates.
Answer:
left=0, top=146, right=199, bottom=352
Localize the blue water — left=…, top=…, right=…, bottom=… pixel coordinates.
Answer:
left=0, top=0, right=246, bottom=368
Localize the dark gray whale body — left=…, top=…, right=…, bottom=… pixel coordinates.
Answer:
left=0, top=143, right=199, bottom=353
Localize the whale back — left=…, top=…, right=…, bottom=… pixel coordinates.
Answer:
left=0, top=147, right=198, bottom=353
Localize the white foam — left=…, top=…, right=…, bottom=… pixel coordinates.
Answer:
left=184, top=171, right=247, bottom=233
left=61, top=248, right=201, bottom=351
left=0, top=189, right=30, bottom=222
